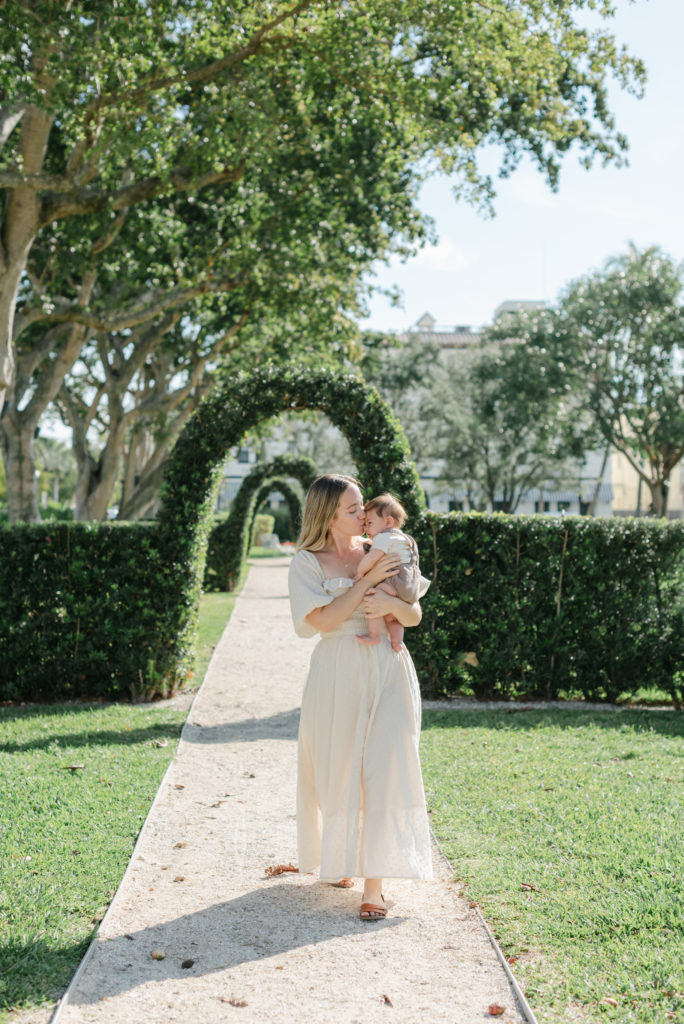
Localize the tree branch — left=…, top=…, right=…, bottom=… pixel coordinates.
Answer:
left=14, top=273, right=244, bottom=338
left=39, top=161, right=245, bottom=225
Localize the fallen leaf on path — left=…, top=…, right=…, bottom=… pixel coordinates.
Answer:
left=488, top=1005, right=505, bottom=1017
left=174, top=841, right=187, bottom=848
left=150, top=949, right=166, bottom=961
left=174, top=876, right=185, bottom=882
left=220, top=997, right=247, bottom=1007
left=265, top=863, right=299, bottom=877
left=181, top=959, right=195, bottom=969
left=381, top=994, right=393, bottom=1006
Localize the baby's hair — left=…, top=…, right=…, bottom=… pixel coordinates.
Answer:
left=365, top=492, right=407, bottom=528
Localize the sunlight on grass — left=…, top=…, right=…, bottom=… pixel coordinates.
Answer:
left=421, top=708, right=684, bottom=1024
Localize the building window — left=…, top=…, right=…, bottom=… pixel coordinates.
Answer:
left=448, top=499, right=463, bottom=512
left=557, top=500, right=571, bottom=514
left=535, top=499, right=550, bottom=513
left=493, top=500, right=507, bottom=512
left=237, top=448, right=251, bottom=464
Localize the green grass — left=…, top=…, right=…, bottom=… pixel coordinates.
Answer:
left=0, top=588, right=237, bottom=1020
left=248, top=545, right=293, bottom=558
left=421, top=708, right=684, bottom=1024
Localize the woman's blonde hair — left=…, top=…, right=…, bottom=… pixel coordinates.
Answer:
left=296, top=474, right=360, bottom=551
left=364, top=492, right=407, bottom=528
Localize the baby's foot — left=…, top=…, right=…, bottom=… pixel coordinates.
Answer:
left=356, top=634, right=381, bottom=645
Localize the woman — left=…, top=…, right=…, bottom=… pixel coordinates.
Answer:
left=288, top=474, right=433, bottom=921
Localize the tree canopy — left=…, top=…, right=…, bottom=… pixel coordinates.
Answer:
left=487, top=246, right=684, bottom=516
left=1, top=0, right=645, bottom=520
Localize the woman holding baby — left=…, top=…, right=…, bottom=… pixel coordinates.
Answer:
left=287, top=473, right=433, bottom=921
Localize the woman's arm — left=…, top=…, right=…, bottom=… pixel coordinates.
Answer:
left=363, top=588, right=422, bottom=627
left=306, top=553, right=402, bottom=634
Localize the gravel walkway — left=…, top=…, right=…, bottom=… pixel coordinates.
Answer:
left=53, top=558, right=531, bottom=1024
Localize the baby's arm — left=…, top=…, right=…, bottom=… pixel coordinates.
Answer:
left=355, top=546, right=384, bottom=579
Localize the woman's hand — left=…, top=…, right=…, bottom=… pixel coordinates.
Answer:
left=363, top=588, right=422, bottom=627
left=360, top=552, right=402, bottom=587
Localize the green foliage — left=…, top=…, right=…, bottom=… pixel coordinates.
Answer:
left=204, top=452, right=320, bottom=591
left=487, top=246, right=684, bottom=516
left=251, top=513, right=275, bottom=545
left=253, top=478, right=302, bottom=542
left=167, top=365, right=424, bottom=604
left=0, top=522, right=190, bottom=702
left=410, top=512, right=684, bottom=703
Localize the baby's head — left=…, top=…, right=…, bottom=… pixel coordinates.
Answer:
left=364, top=493, right=407, bottom=538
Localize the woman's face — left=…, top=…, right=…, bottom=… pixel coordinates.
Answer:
left=330, top=484, right=365, bottom=537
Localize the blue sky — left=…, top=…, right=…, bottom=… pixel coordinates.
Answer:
left=361, top=0, right=684, bottom=332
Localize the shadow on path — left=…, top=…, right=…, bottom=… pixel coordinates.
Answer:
left=71, top=882, right=402, bottom=1005
left=183, top=709, right=300, bottom=744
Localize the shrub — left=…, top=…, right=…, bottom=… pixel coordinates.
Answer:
left=410, top=512, right=684, bottom=704
left=0, top=522, right=188, bottom=702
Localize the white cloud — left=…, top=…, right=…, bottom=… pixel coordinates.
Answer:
left=412, top=238, right=468, bottom=272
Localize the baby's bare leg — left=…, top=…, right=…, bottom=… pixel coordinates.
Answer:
left=385, top=615, right=405, bottom=651
left=356, top=581, right=398, bottom=646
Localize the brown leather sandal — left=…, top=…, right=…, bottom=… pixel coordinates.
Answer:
left=360, top=895, right=387, bottom=920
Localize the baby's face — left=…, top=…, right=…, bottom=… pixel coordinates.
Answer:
left=365, top=508, right=393, bottom=538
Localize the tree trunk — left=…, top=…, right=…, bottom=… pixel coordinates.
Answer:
left=648, top=478, right=669, bottom=517
left=0, top=418, right=40, bottom=521
left=0, top=104, right=53, bottom=413
left=586, top=445, right=610, bottom=517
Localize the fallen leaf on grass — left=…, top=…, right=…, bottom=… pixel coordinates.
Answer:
left=488, top=1005, right=505, bottom=1017
left=63, top=764, right=85, bottom=771
left=506, top=956, right=518, bottom=965
left=521, top=882, right=545, bottom=895
left=601, top=998, right=619, bottom=1008
left=265, top=863, right=299, bottom=877
left=381, top=994, right=393, bottom=1006
left=150, top=949, right=166, bottom=961
left=152, top=738, right=168, bottom=748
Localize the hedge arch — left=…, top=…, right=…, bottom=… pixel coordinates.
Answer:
left=204, top=454, right=318, bottom=591
left=250, top=476, right=303, bottom=540
left=156, top=365, right=424, bottom=670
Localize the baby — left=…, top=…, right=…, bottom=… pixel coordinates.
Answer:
left=355, top=493, right=429, bottom=651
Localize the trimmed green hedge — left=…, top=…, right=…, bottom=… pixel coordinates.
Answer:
left=204, top=454, right=318, bottom=591
left=251, top=477, right=302, bottom=542
left=1, top=367, right=420, bottom=701
left=0, top=522, right=190, bottom=701
left=2, top=366, right=684, bottom=705
left=410, top=512, right=684, bottom=704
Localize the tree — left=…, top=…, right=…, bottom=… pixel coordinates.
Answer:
left=1, top=0, right=644, bottom=519
left=422, top=334, right=594, bottom=512
left=507, top=246, right=684, bottom=516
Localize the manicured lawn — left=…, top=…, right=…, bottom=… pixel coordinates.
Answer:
left=0, top=589, right=236, bottom=1021
left=421, top=708, right=684, bottom=1024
